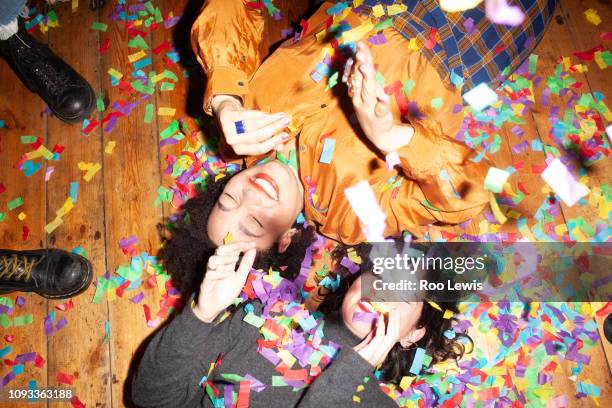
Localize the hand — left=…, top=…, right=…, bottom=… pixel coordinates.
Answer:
left=348, top=43, right=414, bottom=153
left=212, top=95, right=291, bottom=156
left=192, top=242, right=257, bottom=323
left=353, top=309, right=401, bottom=367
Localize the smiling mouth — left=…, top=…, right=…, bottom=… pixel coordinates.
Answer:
left=249, top=173, right=280, bottom=201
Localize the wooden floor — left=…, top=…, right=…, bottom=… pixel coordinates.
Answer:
left=0, top=0, right=610, bottom=407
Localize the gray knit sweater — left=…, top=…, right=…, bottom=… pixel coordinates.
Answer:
left=131, top=301, right=397, bottom=407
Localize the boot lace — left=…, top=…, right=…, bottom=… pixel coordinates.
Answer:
left=0, top=254, right=36, bottom=282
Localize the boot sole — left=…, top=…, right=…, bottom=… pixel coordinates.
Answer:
left=47, top=84, right=96, bottom=124
left=0, top=253, right=94, bottom=300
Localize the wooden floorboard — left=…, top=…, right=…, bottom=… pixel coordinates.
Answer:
left=0, top=1, right=610, bottom=407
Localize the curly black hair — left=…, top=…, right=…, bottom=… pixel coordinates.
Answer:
left=158, top=172, right=317, bottom=299
left=320, top=241, right=472, bottom=385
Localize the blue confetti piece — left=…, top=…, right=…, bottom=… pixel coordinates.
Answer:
left=0, top=345, right=12, bottom=358
left=319, top=138, right=336, bottom=164
left=409, top=347, right=426, bottom=375
left=70, top=181, right=79, bottom=203
left=13, top=364, right=24, bottom=375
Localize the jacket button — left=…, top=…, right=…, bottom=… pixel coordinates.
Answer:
left=237, top=81, right=245, bottom=86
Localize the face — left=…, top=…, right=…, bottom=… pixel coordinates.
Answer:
left=207, top=160, right=304, bottom=250
left=341, top=276, right=424, bottom=343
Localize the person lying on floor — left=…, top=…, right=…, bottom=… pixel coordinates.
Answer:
left=160, top=0, right=556, bottom=297
left=132, top=241, right=469, bottom=407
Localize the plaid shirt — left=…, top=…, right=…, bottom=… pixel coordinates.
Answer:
left=359, top=0, right=557, bottom=91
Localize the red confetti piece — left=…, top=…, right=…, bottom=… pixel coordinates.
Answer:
left=4, top=335, right=14, bottom=343
left=424, top=28, right=437, bottom=49
left=34, top=353, right=45, bottom=368
left=596, top=302, right=612, bottom=317
left=0, top=183, right=5, bottom=194
left=573, top=44, right=605, bottom=61
left=236, top=381, right=251, bottom=408
left=55, top=298, right=74, bottom=312
left=22, top=225, right=29, bottom=241
left=99, top=38, right=110, bottom=54
left=153, top=41, right=171, bottom=55
left=57, top=371, right=75, bottom=385
left=70, top=396, right=86, bottom=408
left=601, top=32, right=612, bottom=41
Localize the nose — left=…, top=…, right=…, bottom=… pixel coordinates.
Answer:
left=244, top=187, right=263, bottom=205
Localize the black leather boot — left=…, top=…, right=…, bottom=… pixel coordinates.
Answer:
left=605, top=313, right=612, bottom=344
left=0, top=249, right=93, bottom=299
left=0, top=19, right=95, bottom=124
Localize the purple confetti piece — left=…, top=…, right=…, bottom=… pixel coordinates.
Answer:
left=56, top=317, right=68, bottom=330
left=15, top=352, right=36, bottom=363
left=15, top=296, right=26, bottom=307
left=463, top=17, right=476, bottom=36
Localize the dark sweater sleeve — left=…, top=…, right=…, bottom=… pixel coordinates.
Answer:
left=297, top=347, right=397, bottom=407
left=131, top=302, right=247, bottom=408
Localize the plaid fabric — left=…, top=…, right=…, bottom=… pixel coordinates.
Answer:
left=359, top=0, right=557, bottom=91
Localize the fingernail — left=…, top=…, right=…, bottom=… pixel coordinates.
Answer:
left=282, top=118, right=291, bottom=125
left=281, top=133, right=289, bottom=140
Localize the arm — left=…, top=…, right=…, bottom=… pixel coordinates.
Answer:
left=131, top=301, right=247, bottom=408
left=132, top=241, right=257, bottom=407
left=190, top=0, right=269, bottom=115
left=297, top=348, right=397, bottom=407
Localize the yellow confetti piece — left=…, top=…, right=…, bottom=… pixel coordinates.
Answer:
left=443, top=309, right=454, bottom=319
left=356, top=384, right=365, bottom=392
left=37, top=145, right=54, bottom=160
left=277, top=349, right=296, bottom=367
left=315, top=29, right=327, bottom=43
left=72, top=0, right=78, bottom=13
left=387, top=4, right=407, bottom=15
left=56, top=198, right=74, bottom=217
left=407, top=38, right=419, bottom=51
left=128, top=50, right=147, bottom=63
left=352, top=395, right=361, bottom=403
left=372, top=4, right=385, bottom=17
left=594, top=51, right=607, bottom=70
left=399, top=376, right=413, bottom=391
left=489, top=194, right=508, bottom=224
left=158, top=107, right=176, bottom=117
left=78, top=162, right=102, bottom=182
left=17, top=212, right=26, bottom=221
left=223, top=232, right=233, bottom=245
left=342, top=21, right=375, bottom=43
left=105, top=140, right=116, bottom=155
left=44, top=217, right=63, bottom=234
left=584, top=8, right=602, bottom=26
left=107, top=68, right=123, bottom=80
left=353, top=0, right=364, bottom=8
left=214, top=173, right=225, bottom=182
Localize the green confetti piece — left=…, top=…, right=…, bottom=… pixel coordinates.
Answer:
left=528, top=54, right=538, bottom=74
left=128, top=35, right=149, bottom=50
left=0, top=212, right=5, bottom=222
left=431, top=97, right=443, bottom=110
left=160, top=82, right=175, bottom=91
left=144, top=103, right=154, bottom=124
left=272, top=376, right=288, bottom=387
left=0, top=314, right=10, bottom=328
left=96, top=92, right=105, bottom=112
left=373, top=18, right=393, bottom=31
left=20, top=136, right=37, bottom=144
left=403, top=79, right=415, bottom=95
left=91, top=22, right=108, bottom=32
left=13, top=314, right=33, bottom=327
left=7, top=197, right=24, bottom=210
left=221, top=373, right=244, bottom=383
left=160, top=120, right=179, bottom=139
left=131, top=80, right=155, bottom=95
left=163, top=70, right=178, bottom=82
left=92, top=277, right=108, bottom=304
left=325, top=71, right=339, bottom=90
left=243, top=312, right=265, bottom=328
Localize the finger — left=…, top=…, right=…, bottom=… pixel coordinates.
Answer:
left=240, top=119, right=290, bottom=144
left=206, top=268, right=234, bottom=281
left=226, top=109, right=276, bottom=121
left=232, top=133, right=288, bottom=156
left=359, top=47, right=376, bottom=105
left=236, top=248, right=257, bottom=279
left=209, top=254, right=240, bottom=268
left=354, top=330, right=375, bottom=351
left=374, top=83, right=391, bottom=118
left=216, top=241, right=256, bottom=256
left=370, top=315, right=387, bottom=347
left=243, top=113, right=289, bottom=133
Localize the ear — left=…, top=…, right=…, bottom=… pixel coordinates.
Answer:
left=277, top=228, right=299, bottom=254
left=399, top=326, right=426, bottom=349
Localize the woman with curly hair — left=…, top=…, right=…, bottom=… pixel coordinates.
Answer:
left=134, top=241, right=471, bottom=407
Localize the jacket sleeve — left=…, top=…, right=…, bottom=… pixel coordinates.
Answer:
left=297, top=347, right=397, bottom=407
left=131, top=302, right=247, bottom=408
left=190, top=0, right=269, bottom=114
left=396, top=119, right=491, bottom=224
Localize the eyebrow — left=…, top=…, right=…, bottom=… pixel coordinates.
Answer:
left=217, top=202, right=264, bottom=238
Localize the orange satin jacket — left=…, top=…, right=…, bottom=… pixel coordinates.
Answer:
left=191, top=0, right=490, bottom=244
